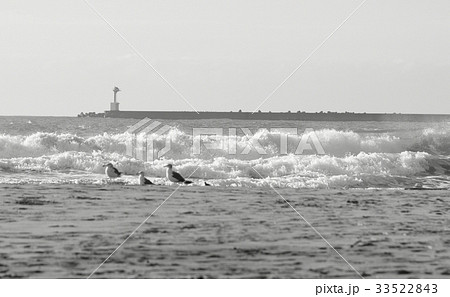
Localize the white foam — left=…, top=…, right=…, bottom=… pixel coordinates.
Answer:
left=0, top=127, right=449, bottom=188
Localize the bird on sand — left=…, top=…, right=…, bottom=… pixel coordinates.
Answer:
left=103, top=163, right=121, bottom=178
left=138, top=171, right=154, bottom=185
left=164, top=164, right=193, bottom=184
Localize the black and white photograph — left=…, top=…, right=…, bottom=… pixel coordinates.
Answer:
left=1, top=0, right=449, bottom=295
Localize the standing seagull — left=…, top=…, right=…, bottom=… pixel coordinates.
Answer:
left=164, top=164, right=192, bottom=184
left=103, top=163, right=121, bottom=178
left=138, top=171, right=154, bottom=185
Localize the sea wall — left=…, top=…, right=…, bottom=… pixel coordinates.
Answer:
left=104, top=110, right=450, bottom=122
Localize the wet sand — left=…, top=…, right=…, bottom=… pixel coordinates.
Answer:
left=0, top=184, right=449, bottom=278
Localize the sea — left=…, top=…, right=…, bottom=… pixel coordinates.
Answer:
left=0, top=116, right=449, bottom=278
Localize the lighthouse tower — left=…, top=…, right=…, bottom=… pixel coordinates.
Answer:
left=110, top=87, right=120, bottom=111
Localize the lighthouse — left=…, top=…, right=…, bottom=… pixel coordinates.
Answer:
left=110, top=86, right=120, bottom=111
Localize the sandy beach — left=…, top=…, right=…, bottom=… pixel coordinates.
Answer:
left=1, top=184, right=449, bottom=278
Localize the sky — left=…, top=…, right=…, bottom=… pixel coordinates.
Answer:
left=1, top=0, right=449, bottom=116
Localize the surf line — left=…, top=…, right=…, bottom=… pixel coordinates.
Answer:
left=250, top=166, right=365, bottom=279
left=87, top=166, right=201, bottom=278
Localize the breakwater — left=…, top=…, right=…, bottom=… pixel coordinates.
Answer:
left=103, top=110, right=450, bottom=122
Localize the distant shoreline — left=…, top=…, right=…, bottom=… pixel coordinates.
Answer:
left=76, top=110, right=450, bottom=122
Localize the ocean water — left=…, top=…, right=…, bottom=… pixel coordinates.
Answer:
left=0, top=116, right=449, bottom=278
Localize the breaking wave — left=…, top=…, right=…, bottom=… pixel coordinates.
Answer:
left=0, top=126, right=449, bottom=159
left=0, top=127, right=449, bottom=188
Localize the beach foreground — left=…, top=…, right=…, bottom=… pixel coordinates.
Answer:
left=1, top=184, right=449, bottom=278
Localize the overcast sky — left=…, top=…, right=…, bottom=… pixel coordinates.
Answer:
left=1, top=0, right=449, bottom=116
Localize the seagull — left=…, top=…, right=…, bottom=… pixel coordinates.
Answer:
left=138, top=171, right=154, bottom=185
left=164, top=164, right=192, bottom=184
left=103, top=163, right=121, bottom=178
